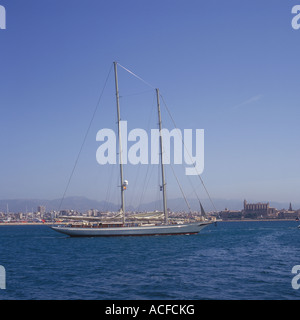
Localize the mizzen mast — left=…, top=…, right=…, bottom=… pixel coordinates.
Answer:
left=156, top=88, right=168, bottom=224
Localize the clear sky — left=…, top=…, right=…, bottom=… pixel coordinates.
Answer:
left=0, top=0, right=300, bottom=208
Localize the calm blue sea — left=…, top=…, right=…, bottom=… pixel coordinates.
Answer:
left=0, top=221, right=300, bottom=300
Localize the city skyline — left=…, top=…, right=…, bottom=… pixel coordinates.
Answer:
left=0, top=196, right=299, bottom=215
left=1, top=197, right=300, bottom=226
left=1, top=1, right=300, bottom=205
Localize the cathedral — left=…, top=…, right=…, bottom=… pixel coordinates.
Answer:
left=243, top=200, right=270, bottom=218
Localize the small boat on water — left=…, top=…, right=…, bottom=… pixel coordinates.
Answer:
left=51, top=62, right=214, bottom=237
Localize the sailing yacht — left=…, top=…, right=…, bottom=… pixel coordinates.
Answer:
left=51, top=62, right=213, bottom=237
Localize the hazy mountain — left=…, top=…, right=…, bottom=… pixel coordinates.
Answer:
left=0, top=196, right=298, bottom=213
left=0, top=197, right=120, bottom=213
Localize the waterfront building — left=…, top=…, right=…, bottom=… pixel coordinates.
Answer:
left=244, top=199, right=268, bottom=212
left=219, top=209, right=242, bottom=220
left=243, top=199, right=274, bottom=218
left=37, top=206, right=46, bottom=215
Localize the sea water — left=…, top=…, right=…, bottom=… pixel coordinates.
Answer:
left=0, top=221, right=300, bottom=300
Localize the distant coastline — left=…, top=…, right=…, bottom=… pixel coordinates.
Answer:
left=220, top=219, right=299, bottom=222
left=1, top=198, right=299, bottom=225
left=0, top=222, right=59, bottom=226
left=1, top=196, right=299, bottom=213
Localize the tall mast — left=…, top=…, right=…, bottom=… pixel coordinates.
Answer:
left=114, top=62, right=125, bottom=224
left=156, top=88, right=168, bottom=224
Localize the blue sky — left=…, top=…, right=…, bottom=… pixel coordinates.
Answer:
left=0, top=0, right=300, bottom=209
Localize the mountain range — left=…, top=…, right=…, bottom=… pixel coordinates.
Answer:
left=0, top=196, right=298, bottom=213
